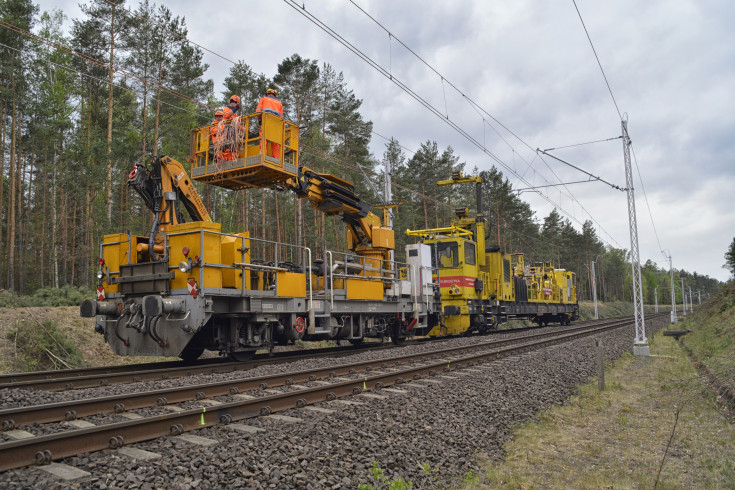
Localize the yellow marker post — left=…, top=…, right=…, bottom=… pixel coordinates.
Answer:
left=363, top=378, right=367, bottom=390
left=200, top=407, right=206, bottom=425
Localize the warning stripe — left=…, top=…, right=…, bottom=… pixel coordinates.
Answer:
left=439, top=276, right=476, bottom=288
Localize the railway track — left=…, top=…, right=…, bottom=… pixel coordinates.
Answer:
left=0, top=315, right=659, bottom=472
left=0, top=341, right=404, bottom=392
left=0, top=318, right=600, bottom=392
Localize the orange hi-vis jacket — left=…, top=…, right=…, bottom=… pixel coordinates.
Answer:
left=210, top=119, right=221, bottom=143
left=256, top=95, right=283, bottom=118
left=223, top=105, right=240, bottom=120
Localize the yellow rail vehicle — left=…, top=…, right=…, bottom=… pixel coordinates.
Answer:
left=82, top=113, right=440, bottom=361
left=81, top=111, right=578, bottom=361
left=407, top=172, right=579, bottom=336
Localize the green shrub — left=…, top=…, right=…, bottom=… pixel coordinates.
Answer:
left=0, top=286, right=94, bottom=308
left=6, top=319, right=85, bottom=372
left=0, top=289, right=23, bottom=308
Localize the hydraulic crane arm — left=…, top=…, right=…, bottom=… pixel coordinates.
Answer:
left=128, top=155, right=211, bottom=225
left=128, top=155, right=211, bottom=259
left=287, top=167, right=391, bottom=255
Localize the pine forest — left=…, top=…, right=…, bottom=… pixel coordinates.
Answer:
left=0, top=0, right=723, bottom=304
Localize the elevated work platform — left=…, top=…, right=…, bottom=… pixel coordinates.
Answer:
left=190, top=112, right=299, bottom=189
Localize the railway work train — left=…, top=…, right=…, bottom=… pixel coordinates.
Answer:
left=80, top=111, right=578, bottom=361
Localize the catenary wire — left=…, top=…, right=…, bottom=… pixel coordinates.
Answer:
left=286, top=0, right=623, bottom=248
left=347, top=0, right=622, bottom=246
left=5, top=4, right=622, bottom=252
left=91, top=0, right=611, bottom=248
left=542, top=136, right=622, bottom=152
left=571, top=0, right=622, bottom=120
left=631, top=144, right=664, bottom=253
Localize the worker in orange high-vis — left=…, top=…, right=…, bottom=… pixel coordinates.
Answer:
left=256, top=88, right=284, bottom=159
left=210, top=109, right=224, bottom=142
left=222, top=95, right=241, bottom=120
left=221, top=95, right=244, bottom=161
left=210, top=109, right=233, bottom=161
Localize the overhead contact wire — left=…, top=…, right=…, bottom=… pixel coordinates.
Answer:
left=285, top=0, right=618, bottom=248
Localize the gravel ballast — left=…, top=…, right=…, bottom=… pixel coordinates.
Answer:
left=0, top=317, right=666, bottom=488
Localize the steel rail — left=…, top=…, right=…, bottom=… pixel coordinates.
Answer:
left=0, top=341, right=400, bottom=391
left=0, top=315, right=661, bottom=472
left=0, top=316, right=612, bottom=388
left=0, top=317, right=641, bottom=430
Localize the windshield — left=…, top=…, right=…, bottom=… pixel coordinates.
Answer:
left=433, top=241, right=459, bottom=268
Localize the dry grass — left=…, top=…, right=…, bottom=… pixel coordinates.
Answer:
left=0, top=306, right=165, bottom=373
left=465, top=332, right=735, bottom=489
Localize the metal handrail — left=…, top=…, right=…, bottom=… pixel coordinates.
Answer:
left=165, top=229, right=311, bottom=298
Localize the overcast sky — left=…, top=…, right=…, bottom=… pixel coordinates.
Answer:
left=39, top=0, right=735, bottom=282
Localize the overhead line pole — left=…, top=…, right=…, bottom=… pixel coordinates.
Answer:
left=622, top=118, right=647, bottom=356
left=665, top=252, right=677, bottom=324
left=591, top=256, right=599, bottom=320
left=681, top=278, right=687, bottom=316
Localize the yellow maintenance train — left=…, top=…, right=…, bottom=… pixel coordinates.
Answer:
left=81, top=111, right=577, bottom=360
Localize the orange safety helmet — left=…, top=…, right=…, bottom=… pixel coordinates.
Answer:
left=266, top=88, right=277, bottom=96
left=214, top=109, right=223, bottom=117
left=229, top=95, right=241, bottom=104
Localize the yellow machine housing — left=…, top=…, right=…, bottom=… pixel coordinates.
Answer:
left=407, top=172, right=580, bottom=335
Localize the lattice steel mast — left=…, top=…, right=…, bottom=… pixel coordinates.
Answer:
left=622, top=118, right=648, bottom=355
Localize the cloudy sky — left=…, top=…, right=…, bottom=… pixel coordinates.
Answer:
left=40, top=0, right=735, bottom=282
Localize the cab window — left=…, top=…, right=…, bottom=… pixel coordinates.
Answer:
left=464, top=242, right=476, bottom=265
left=434, top=242, right=459, bottom=268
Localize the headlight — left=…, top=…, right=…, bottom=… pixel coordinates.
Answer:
left=178, top=261, right=190, bottom=273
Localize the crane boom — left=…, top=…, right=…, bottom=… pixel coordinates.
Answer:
left=128, top=155, right=211, bottom=225
left=128, top=155, right=211, bottom=258
left=288, top=167, right=389, bottom=254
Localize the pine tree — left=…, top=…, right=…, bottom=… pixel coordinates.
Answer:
left=724, top=237, right=735, bottom=278
left=0, top=0, right=38, bottom=290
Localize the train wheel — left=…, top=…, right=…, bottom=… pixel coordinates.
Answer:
left=180, top=345, right=204, bottom=363
left=391, top=322, right=407, bottom=346
left=230, top=350, right=256, bottom=362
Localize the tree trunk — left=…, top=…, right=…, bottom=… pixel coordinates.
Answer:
left=153, top=60, right=162, bottom=157
left=106, top=5, right=116, bottom=223
left=16, top=127, right=24, bottom=292
left=41, top=145, right=48, bottom=288
left=8, top=97, right=17, bottom=291
left=70, top=197, right=78, bottom=286
left=141, top=65, right=148, bottom=163
left=244, top=189, right=249, bottom=231
left=84, top=78, right=93, bottom=287
left=261, top=189, right=266, bottom=258
left=434, top=198, right=439, bottom=228
left=275, top=192, right=281, bottom=261
left=0, top=103, right=5, bottom=288
left=421, top=183, right=428, bottom=229
left=53, top=155, right=59, bottom=288
left=60, top=182, right=67, bottom=285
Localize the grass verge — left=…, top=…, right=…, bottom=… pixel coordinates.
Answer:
left=465, top=331, right=735, bottom=489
